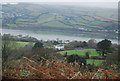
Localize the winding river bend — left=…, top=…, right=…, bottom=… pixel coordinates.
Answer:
left=0, top=28, right=118, bottom=44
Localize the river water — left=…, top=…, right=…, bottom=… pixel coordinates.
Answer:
left=0, top=28, right=118, bottom=44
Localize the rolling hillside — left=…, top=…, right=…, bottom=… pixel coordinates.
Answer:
left=2, top=3, right=118, bottom=40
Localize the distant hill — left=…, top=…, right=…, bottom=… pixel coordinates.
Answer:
left=2, top=3, right=118, bottom=40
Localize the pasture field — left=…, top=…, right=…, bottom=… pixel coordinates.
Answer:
left=59, top=49, right=99, bottom=56
left=16, top=42, right=34, bottom=47
left=89, top=21, right=113, bottom=27
left=3, top=3, right=117, bottom=40
left=1, top=41, right=31, bottom=48
left=87, top=59, right=104, bottom=66
left=42, top=21, right=73, bottom=28
left=59, top=49, right=104, bottom=66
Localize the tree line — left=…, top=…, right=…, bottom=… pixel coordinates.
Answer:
left=1, top=34, right=120, bottom=71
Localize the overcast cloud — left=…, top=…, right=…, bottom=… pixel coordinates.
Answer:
left=2, top=0, right=118, bottom=9
left=2, top=0, right=119, bottom=2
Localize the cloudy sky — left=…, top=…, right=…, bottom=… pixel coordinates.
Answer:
left=2, top=0, right=118, bottom=8
left=2, top=0, right=119, bottom=2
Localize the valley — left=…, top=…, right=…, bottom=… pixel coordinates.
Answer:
left=2, top=3, right=118, bottom=40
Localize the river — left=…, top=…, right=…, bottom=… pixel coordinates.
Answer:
left=0, top=28, right=118, bottom=44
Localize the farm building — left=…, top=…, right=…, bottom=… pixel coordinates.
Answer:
left=54, top=44, right=64, bottom=50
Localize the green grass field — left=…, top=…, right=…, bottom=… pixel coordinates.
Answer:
left=16, top=42, right=33, bottom=47
left=89, top=21, right=113, bottom=27
left=42, top=21, right=73, bottom=28
left=37, top=14, right=55, bottom=24
left=87, top=59, right=104, bottom=66
left=59, top=49, right=105, bottom=66
left=82, top=15, right=95, bottom=21
left=7, top=24, right=17, bottom=27
left=59, top=49, right=99, bottom=56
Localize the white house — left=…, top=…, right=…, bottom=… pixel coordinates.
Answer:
left=54, top=44, right=64, bottom=50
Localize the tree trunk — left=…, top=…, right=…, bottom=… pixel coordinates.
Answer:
left=102, top=50, right=105, bottom=56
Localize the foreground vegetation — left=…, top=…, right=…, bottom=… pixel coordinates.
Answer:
left=1, top=34, right=120, bottom=79
left=3, top=55, right=120, bottom=79
left=59, top=49, right=99, bottom=56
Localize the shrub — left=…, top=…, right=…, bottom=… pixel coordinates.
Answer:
left=85, top=51, right=90, bottom=59
left=90, top=56, right=105, bottom=60
left=33, top=42, right=43, bottom=48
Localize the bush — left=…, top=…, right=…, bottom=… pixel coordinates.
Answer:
left=85, top=51, right=90, bottom=59
left=106, top=50, right=119, bottom=65
left=66, top=55, right=86, bottom=65
left=33, top=42, right=43, bottom=48
left=90, top=56, right=105, bottom=60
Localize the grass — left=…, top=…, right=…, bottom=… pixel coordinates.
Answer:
left=42, top=21, right=72, bottom=28
left=89, top=21, right=113, bottom=27
left=59, top=49, right=99, bottom=56
left=16, top=42, right=31, bottom=47
left=7, top=24, right=17, bottom=27
left=3, top=6, right=13, bottom=11
left=87, top=59, right=104, bottom=66
left=82, top=15, right=95, bottom=21
left=44, top=45, right=55, bottom=49
left=37, top=14, right=55, bottom=24
left=16, top=19, right=35, bottom=22
left=59, top=49, right=104, bottom=66
left=73, top=17, right=90, bottom=23
left=55, top=15, right=65, bottom=20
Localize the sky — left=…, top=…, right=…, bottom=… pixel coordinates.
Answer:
left=2, top=0, right=118, bottom=9
left=2, top=0, right=119, bottom=2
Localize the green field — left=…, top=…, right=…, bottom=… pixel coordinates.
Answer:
left=59, top=49, right=99, bottom=56
left=87, top=59, right=104, bottom=66
left=59, top=49, right=104, bottom=66
left=42, top=21, right=73, bottom=28
left=7, top=24, right=17, bottom=27
left=16, top=42, right=34, bottom=47
left=89, top=21, right=114, bottom=27
left=37, top=14, right=55, bottom=24
left=3, top=4, right=117, bottom=40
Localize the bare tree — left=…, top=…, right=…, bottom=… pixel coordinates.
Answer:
left=2, top=34, right=16, bottom=67
left=88, top=39, right=97, bottom=48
